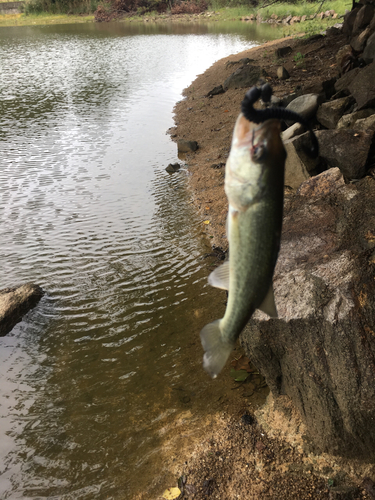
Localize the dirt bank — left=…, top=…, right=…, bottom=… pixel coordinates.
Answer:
left=170, top=31, right=344, bottom=251
left=163, top=31, right=375, bottom=500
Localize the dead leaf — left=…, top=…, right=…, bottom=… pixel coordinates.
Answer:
left=162, top=487, right=181, bottom=499
left=203, top=220, right=210, bottom=225
left=231, top=354, right=254, bottom=372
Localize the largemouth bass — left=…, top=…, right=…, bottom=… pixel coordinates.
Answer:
left=200, top=114, right=286, bottom=378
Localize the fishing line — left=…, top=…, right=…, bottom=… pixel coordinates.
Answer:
left=241, top=83, right=319, bottom=158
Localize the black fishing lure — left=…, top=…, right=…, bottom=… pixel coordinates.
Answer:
left=241, top=83, right=319, bottom=158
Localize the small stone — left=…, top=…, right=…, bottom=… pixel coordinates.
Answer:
left=177, top=140, right=198, bottom=153
left=206, top=85, right=225, bottom=97
left=166, top=162, right=181, bottom=173
left=277, top=66, right=290, bottom=80
left=275, top=46, right=292, bottom=58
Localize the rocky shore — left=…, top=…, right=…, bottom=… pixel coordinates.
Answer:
left=165, top=5, right=375, bottom=500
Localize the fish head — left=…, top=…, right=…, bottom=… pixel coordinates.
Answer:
left=225, top=115, right=286, bottom=210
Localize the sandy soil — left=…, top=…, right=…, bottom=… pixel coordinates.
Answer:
left=160, top=31, right=375, bottom=500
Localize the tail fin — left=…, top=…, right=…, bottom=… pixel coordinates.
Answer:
left=200, top=320, right=234, bottom=379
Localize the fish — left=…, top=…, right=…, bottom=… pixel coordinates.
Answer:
left=200, top=114, right=286, bottom=378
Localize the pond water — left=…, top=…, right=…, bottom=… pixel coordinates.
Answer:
left=0, top=20, right=278, bottom=499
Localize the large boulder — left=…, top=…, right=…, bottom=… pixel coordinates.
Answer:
left=352, top=3, right=374, bottom=34
left=348, top=62, right=375, bottom=110
left=363, top=31, right=375, bottom=64
left=285, top=93, right=321, bottom=121
left=316, top=96, right=354, bottom=129
left=315, top=128, right=374, bottom=180
left=240, top=169, right=375, bottom=459
left=0, top=284, right=44, bottom=336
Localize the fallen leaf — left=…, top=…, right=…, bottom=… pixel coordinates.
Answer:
left=230, top=368, right=249, bottom=382
left=231, top=354, right=254, bottom=372
left=203, top=220, right=210, bottom=225
left=162, top=487, right=181, bottom=499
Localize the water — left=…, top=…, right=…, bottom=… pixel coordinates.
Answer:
left=0, top=21, right=278, bottom=498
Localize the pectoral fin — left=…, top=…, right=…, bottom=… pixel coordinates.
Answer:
left=208, top=261, right=230, bottom=290
left=258, top=285, right=278, bottom=318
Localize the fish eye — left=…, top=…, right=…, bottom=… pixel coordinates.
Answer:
left=252, top=143, right=266, bottom=161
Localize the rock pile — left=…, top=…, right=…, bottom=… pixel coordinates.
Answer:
left=239, top=7, right=375, bottom=460
left=242, top=9, right=339, bottom=25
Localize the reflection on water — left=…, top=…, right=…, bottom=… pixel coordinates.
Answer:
left=0, top=21, right=277, bottom=498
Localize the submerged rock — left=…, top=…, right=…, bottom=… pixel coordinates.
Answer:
left=166, top=162, right=181, bottom=173
left=0, top=284, right=44, bottom=336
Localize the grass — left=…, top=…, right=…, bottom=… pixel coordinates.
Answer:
left=0, top=12, right=94, bottom=25
left=208, top=0, right=351, bottom=20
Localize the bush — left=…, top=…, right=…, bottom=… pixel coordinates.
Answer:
left=171, top=0, right=207, bottom=14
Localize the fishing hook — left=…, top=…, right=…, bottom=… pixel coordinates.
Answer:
left=241, top=83, right=319, bottom=159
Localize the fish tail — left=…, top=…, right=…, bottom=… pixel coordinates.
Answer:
left=200, top=320, right=234, bottom=379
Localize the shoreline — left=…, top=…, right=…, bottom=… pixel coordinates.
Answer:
left=156, top=28, right=375, bottom=500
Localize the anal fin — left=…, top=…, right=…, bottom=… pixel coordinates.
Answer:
left=208, top=261, right=230, bottom=290
left=258, top=285, right=278, bottom=318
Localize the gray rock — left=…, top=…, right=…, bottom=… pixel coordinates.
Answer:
left=286, top=93, right=320, bottom=121
left=284, top=132, right=320, bottom=190
left=350, top=25, right=373, bottom=52
left=277, top=66, right=290, bottom=80
left=0, top=284, right=44, bottom=336
left=206, top=85, right=225, bottom=97
left=241, top=170, right=375, bottom=459
left=281, top=122, right=304, bottom=141
left=334, top=67, right=361, bottom=93
left=177, top=140, right=198, bottom=153
left=342, top=7, right=360, bottom=37
left=316, top=96, right=354, bottom=129
left=225, top=57, right=254, bottom=69
left=315, top=128, right=373, bottom=180
left=352, top=113, right=375, bottom=131
left=337, top=108, right=375, bottom=128
left=283, top=15, right=292, bottom=24
left=348, top=62, right=375, bottom=110
left=223, top=65, right=268, bottom=90
left=275, top=45, right=292, bottom=58
left=363, top=31, right=375, bottom=64
left=352, top=3, right=374, bottom=33
left=165, top=162, right=181, bottom=173
left=326, top=26, right=342, bottom=37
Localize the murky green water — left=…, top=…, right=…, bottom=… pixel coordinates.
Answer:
left=0, top=21, right=278, bottom=499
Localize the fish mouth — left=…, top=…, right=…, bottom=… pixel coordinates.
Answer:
left=235, top=115, right=284, bottom=161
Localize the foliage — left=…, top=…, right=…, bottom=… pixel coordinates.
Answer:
left=171, top=0, right=207, bottom=14
left=22, top=0, right=351, bottom=22
left=24, top=0, right=100, bottom=14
